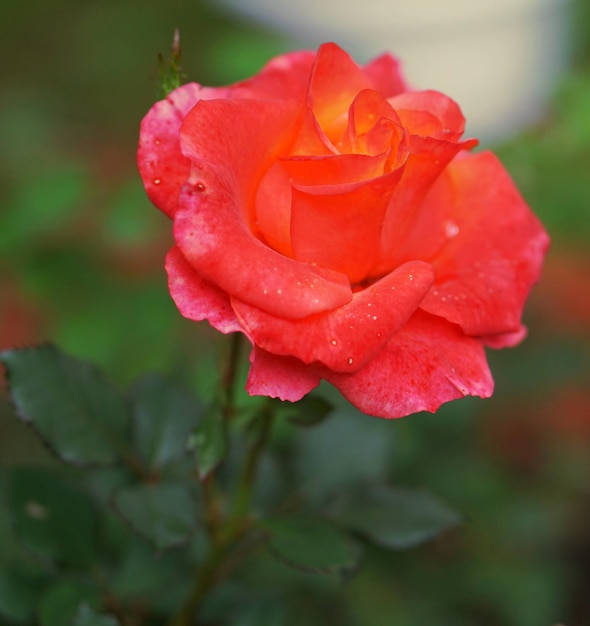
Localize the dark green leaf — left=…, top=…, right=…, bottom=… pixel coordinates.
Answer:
left=286, top=395, right=333, bottom=427
left=129, top=373, right=202, bottom=471
left=112, top=482, right=198, bottom=551
left=228, top=601, right=287, bottom=626
left=295, top=405, right=394, bottom=500
left=328, top=484, right=462, bottom=550
left=72, top=604, right=119, bottom=626
left=111, top=540, right=189, bottom=600
left=7, top=468, right=98, bottom=567
left=261, top=515, right=360, bottom=575
left=0, top=569, right=38, bottom=623
left=0, top=344, right=129, bottom=465
left=38, top=581, right=98, bottom=626
left=192, top=408, right=227, bottom=479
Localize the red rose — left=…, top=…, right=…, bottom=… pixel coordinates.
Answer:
left=138, top=43, right=548, bottom=418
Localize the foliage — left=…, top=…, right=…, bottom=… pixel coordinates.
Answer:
left=0, top=345, right=463, bottom=625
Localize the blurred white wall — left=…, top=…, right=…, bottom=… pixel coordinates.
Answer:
left=219, top=0, right=572, bottom=144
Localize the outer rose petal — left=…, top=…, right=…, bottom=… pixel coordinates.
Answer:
left=246, top=346, right=321, bottom=402
left=137, top=83, right=227, bottom=218
left=166, top=246, right=241, bottom=334
left=230, top=50, right=316, bottom=100
left=418, top=151, right=550, bottom=336
left=326, top=311, right=494, bottom=418
left=362, top=53, right=408, bottom=97
left=232, top=261, right=433, bottom=373
left=482, top=326, right=528, bottom=349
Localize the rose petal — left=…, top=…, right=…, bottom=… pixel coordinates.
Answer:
left=418, top=151, right=550, bottom=336
left=342, top=89, right=405, bottom=158
left=166, top=246, right=242, bottom=334
left=327, top=311, right=494, bottom=418
left=174, top=186, right=352, bottom=320
left=362, top=52, right=408, bottom=98
left=374, top=135, right=476, bottom=276
left=309, top=43, right=374, bottom=141
left=175, top=98, right=352, bottom=318
left=246, top=345, right=321, bottom=401
left=289, top=166, right=407, bottom=283
left=390, top=90, right=468, bottom=141
left=138, top=83, right=227, bottom=218
left=233, top=260, right=433, bottom=373
left=254, top=162, right=294, bottom=257
left=281, top=152, right=389, bottom=187
left=482, top=326, right=528, bottom=349
left=230, top=50, right=316, bottom=100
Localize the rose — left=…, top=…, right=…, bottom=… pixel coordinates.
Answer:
left=138, top=43, right=548, bottom=418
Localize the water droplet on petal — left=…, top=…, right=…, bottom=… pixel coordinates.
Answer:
left=348, top=357, right=353, bottom=365
left=445, top=221, right=459, bottom=238
left=331, top=339, right=337, bottom=346
left=196, top=182, right=206, bottom=191
left=153, top=178, right=161, bottom=185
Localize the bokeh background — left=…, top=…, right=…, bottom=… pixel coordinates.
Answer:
left=1, top=1, right=590, bottom=624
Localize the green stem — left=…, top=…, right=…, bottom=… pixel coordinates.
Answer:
left=168, top=401, right=275, bottom=626
left=221, top=332, right=243, bottom=422
left=226, top=401, right=274, bottom=536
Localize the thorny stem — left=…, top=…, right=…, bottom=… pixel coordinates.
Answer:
left=167, top=334, right=275, bottom=626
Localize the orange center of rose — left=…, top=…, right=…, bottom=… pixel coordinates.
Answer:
left=254, top=89, right=409, bottom=286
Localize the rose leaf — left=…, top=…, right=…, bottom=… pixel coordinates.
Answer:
left=0, top=344, right=130, bottom=466
left=260, top=515, right=361, bottom=575
left=112, top=482, right=198, bottom=551
left=128, top=372, right=202, bottom=472
left=327, top=483, right=462, bottom=550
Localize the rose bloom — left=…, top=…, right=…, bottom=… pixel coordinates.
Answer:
left=138, top=43, right=548, bottom=418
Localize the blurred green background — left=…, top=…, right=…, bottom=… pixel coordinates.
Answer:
left=1, top=1, right=590, bottom=625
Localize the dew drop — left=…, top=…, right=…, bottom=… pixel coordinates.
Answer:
left=409, top=274, right=413, bottom=281
left=331, top=339, right=337, bottom=346
left=445, top=221, right=459, bottom=238
left=372, top=315, right=377, bottom=321
left=196, top=182, right=206, bottom=192
left=348, top=357, right=353, bottom=365
left=153, top=178, right=161, bottom=185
